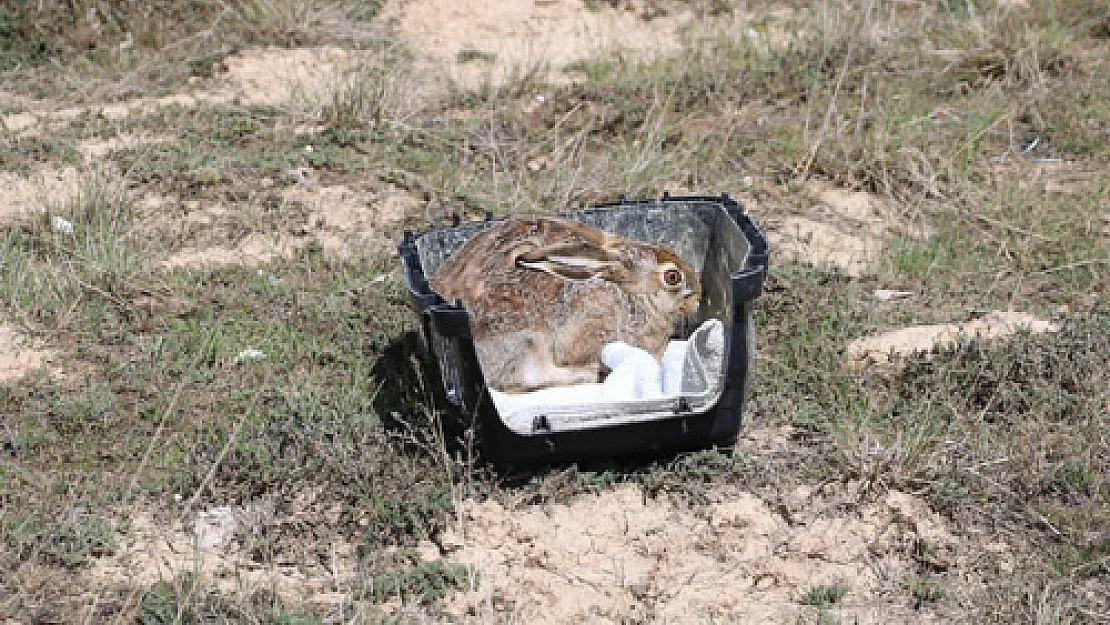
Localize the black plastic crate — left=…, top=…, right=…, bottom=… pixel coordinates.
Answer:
left=398, top=194, right=768, bottom=465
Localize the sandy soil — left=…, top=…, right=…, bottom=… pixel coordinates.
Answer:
left=85, top=493, right=360, bottom=609
left=846, top=311, right=1060, bottom=372
left=439, top=478, right=977, bottom=624
left=0, top=166, right=82, bottom=223
left=377, top=0, right=703, bottom=89
left=76, top=134, right=171, bottom=161
left=78, top=435, right=1006, bottom=623
left=0, top=326, right=57, bottom=383
left=749, top=182, right=932, bottom=275
left=3, top=47, right=377, bottom=134
left=142, top=175, right=418, bottom=269
left=378, top=0, right=807, bottom=91
left=377, top=0, right=777, bottom=93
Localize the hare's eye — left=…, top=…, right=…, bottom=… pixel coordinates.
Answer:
left=663, top=268, right=683, bottom=287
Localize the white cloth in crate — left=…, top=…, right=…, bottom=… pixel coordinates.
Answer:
left=489, top=319, right=725, bottom=433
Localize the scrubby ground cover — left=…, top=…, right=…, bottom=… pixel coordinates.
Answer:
left=1, top=0, right=1106, bottom=622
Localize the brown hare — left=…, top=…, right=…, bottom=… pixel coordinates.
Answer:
left=430, top=215, right=701, bottom=393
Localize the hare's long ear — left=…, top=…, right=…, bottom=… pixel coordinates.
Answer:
left=515, top=241, right=628, bottom=281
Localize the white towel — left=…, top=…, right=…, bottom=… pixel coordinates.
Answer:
left=488, top=319, right=725, bottom=433
left=598, top=342, right=664, bottom=402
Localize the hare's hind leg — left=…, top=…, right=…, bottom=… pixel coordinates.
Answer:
left=517, top=333, right=598, bottom=391
left=477, top=332, right=598, bottom=392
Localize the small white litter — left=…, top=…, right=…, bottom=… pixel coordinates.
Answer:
left=873, top=289, right=915, bottom=301
left=51, top=215, right=75, bottom=235
left=193, top=506, right=238, bottom=550
left=234, top=348, right=266, bottom=363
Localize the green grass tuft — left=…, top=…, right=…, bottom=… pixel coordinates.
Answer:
left=800, top=583, right=849, bottom=606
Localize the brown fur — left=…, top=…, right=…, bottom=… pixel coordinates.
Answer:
left=430, top=215, right=701, bottom=392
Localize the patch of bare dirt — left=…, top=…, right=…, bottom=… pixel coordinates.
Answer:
left=218, top=46, right=375, bottom=108
left=846, top=311, right=1060, bottom=372
left=0, top=166, right=81, bottom=223
left=145, top=176, right=419, bottom=269
left=86, top=494, right=359, bottom=609
left=0, top=326, right=57, bottom=383
left=3, top=47, right=376, bottom=134
left=377, top=0, right=699, bottom=90
left=3, top=93, right=215, bottom=135
left=749, top=182, right=932, bottom=275
left=440, top=482, right=978, bottom=624
left=76, top=134, right=171, bottom=161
